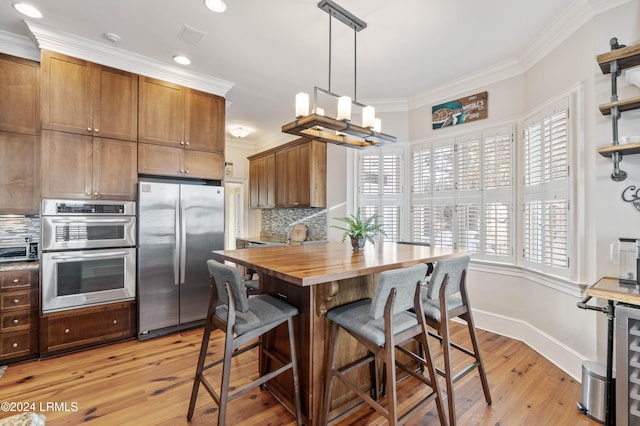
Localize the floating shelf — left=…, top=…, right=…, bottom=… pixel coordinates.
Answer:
left=599, top=96, right=640, bottom=115
left=597, top=43, right=640, bottom=74
left=598, top=142, right=640, bottom=157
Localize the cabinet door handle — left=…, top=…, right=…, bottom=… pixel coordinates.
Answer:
left=94, top=192, right=99, bottom=196
left=185, top=141, right=190, bottom=146
left=12, top=319, right=19, bottom=325
left=12, top=342, right=18, bottom=348
left=94, top=128, right=99, bottom=133
left=180, top=169, right=185, bottom=174
left=180, top=141, right=185, bottom=145
left=185, top=170, right=190, bottom=174
left=112, top=319, right=117, bottom=324
left=64, top=328, right=70, bottom=334
left=87, top=127, right=92, bottom=132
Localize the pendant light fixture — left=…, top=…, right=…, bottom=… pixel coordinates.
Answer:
left=282, top=0, right=396, bottom=149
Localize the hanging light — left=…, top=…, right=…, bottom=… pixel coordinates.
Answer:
left=281, top=0, right=396, bottom=149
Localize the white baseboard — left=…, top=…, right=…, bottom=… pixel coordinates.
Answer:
left=467, top=308, right=587, bottom=382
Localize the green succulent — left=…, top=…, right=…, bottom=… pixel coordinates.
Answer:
left=331, top=208, right=386, bottom=245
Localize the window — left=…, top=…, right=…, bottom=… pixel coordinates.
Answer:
left=358, top=147, right=404, bottom=243
left=410, top=125, right=515, bottom=262
left=522, top=98, right=571, bottom=277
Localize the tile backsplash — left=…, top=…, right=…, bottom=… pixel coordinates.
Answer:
left=0, top=217, right=40, bottom=243
left=261, top=208, right=327, bottom=240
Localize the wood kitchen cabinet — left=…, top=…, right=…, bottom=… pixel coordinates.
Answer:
left=0, top=131, right=39, bottom=215
left=41, top=130, right=137, bottom=200
left=138, top=142, right=225, bottom=180
left=249, top=152, right=276, bottom=208
left=249, top=139, right=326, bottom=208
left=40, top=50, right=138, bottom=141
left=0, top=268, right=39, bottom=362
left=138, top=76, right=225, bottom=153
left=275, top=139, right=326, bottom=208
left=0, top=53, right=40, bottom=136
left=39, top=301, right=136, bottom=356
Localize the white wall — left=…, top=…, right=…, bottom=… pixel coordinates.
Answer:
left=334, top=1, right=640, bottom=380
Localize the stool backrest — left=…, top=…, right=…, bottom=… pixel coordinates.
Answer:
left=207, top=259, right=250, bottom=313
left=424, top=256, right=470, bottom=301
left=370, top=263, right=428, bottom=320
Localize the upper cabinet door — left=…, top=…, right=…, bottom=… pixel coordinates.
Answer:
left=41, top=51, right=93, bottom=135
left=138, top=76, right=185, bottom=147
left=92, top=65, right=138, bottom=141
left=0, top=54, right=40, bottom=135
left=184, top=89, right=225, bottom=153
left=41, top=51, right=138, bottom=141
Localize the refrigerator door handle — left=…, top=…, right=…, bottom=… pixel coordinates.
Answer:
left=174, top=200, right=181, bottom=286
left=180, top=195, right=187, bottom=286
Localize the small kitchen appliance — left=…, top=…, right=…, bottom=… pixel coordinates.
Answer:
left=617, top=238, right=640, bottom=287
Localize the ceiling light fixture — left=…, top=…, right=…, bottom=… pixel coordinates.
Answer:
left=173, top=55, right=191, bottom=65
left=229, top=127, right=250, bottom=138
left=204, top=0, right=227, bottom=13
left=13, top=3, right=42, bottom=18
left=282, top=0, right=396, bottom=149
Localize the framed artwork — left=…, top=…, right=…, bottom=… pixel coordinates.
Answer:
left=432, top=91, right=488, bottom=129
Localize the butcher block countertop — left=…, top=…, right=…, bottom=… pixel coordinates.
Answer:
left=587, top=276, right=640, bottom=305
left=212, top=242, right=464, bottom=287
left=0, top=260, right=39, bottom=271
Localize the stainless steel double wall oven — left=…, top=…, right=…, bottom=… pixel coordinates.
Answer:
left=41, top=199, right=136, bottom=313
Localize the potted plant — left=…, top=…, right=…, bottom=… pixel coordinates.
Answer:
left=332, top=208, right=386, bottom=251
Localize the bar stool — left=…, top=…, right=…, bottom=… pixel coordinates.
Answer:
left=321, top=263, right=446, bottom=426
left=421, top=255, right=491, bottom=425
left=187, top=259, right=303, bottom=425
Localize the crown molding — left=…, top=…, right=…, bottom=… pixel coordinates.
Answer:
left=25, top=20, right=234, bottom=97
left=408, top=57, right=523, bottom=110
left=0, top=29, right=39, bottom=61
left=589, top=0, right=633, bottom=15
left=359, top=97, right=409, bottom=113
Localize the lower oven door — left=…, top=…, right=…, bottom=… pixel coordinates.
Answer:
left=42, top=248, right=136, bottom=313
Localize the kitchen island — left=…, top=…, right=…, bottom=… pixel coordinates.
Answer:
left=211, top=241, right=464, bottom=425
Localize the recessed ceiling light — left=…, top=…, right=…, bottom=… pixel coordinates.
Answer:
left=204, top=0, right=227, bottom=13
left=173, top=55, right=191, bottom=65
left=13, top=3, right=42, bottom=18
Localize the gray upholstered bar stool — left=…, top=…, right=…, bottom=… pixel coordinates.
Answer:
left=321, top=263, right=446, bottom=426
left=421, top=255, right=491, bottom=425
left=187, top=259, right=302, bottom=425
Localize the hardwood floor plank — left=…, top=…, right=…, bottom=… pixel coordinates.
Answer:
left=0, top=324, right=599, bottom=425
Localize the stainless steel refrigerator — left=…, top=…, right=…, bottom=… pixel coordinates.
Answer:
left=137, top=179, right=224, bottom=340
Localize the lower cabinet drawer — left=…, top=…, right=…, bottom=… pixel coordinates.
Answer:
left=0, top=329, right=37, bottom=359
left=1, top=309, right=36, bottom=332
left=1, top=289, right=36, bottom=311
left=41, top=302, right=135, bottom=354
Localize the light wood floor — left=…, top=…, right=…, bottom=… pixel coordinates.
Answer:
left=0, top=323, right=599, bottom=425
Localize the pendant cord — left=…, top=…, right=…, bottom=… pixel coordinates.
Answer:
left=354, top=28, right=357, bottom=102
left=328, top=13, right=332, bottom=92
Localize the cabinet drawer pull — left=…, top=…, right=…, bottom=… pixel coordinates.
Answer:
left=13, top=299, right=20, bottom=304
left=12, top=319, right=19, bottom=325
left=64, top=328, right=70, bottom=334
left=12, top=278, right=19, bottom=283
left=94, top=128, right=99, bottom=133
left=87, top=127, right=92, bottom=132
left=94, top=192, right=99, bottom=196
left=185, top=170, right=190, bottom=174
left=12, top=342, right=18, bottom=348
left=180, top=141, right=185, bottom=145
left=185, top=141, right=190, bottom=146
left=112, top=319, right=117, bottom=324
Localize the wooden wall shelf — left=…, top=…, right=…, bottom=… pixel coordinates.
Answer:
left=597, top=43, right=640, bottom=74
left=599, top=96, right=640, bottom=115
left=598, top=142, right=640, bottom=158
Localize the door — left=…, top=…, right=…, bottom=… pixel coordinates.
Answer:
left=41, top=130, right=93, bottom=199
left=137, top=181, right=180, bottom=335
left=180, top=184, right=224, bottom=324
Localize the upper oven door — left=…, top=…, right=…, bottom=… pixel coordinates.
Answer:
left=42, top=216, right=136, bottom=251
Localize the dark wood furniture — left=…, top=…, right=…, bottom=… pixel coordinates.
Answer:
left=41, top=50, right=138, bottom=141
left=0, top=54, right=40, bottom=215
left=0, top=266, right=39, bottom=362
left=211, top=242, right=464, bottom=425
left=39, top=300, right=136, bottom=356
left=248, top=138, right=326, bottom=209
